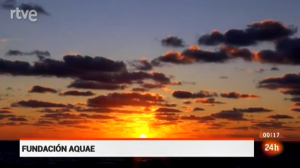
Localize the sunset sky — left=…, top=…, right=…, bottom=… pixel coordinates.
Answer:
left=0, top=0, right=300, bottom=140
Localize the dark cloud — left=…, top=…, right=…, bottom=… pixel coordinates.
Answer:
left=246, top=21, right=297, bottom=41
left=219, top=46, right=254, bottom=61
left=37, top=108, right=71, bottom=113
left=128, top=59, right=153, bottom=71
left=198, top=116, right=216, bottom=122
left=251, top=121, right=292, bottom=129
left=181, top=115, right=203, bottom=120
left=0, top=110, right=12, bottom=114
left=172, top=90, right=218, bottom=99
left=140, top=83, right=164, bottom=89
left=0, top=114, right=15, bottom=120
left=0, top=56, right=175, bottom=85
left=6, top=50, right=50, bottom=57
left=194, top=98, right=225, bottom=106
left=131, top=87, right=148, bottom=92
left=132, top=82, right=179, bottom=92
left=0, top=55, right=125, bottom=76
left=41, top=113, right=115, bottom=121
left=141, top=83, right=164, bottom=89
left=192, top=107, right=204, bottom=112
left=271, top=67, right=279, bottom=71
left=225, top=107, right=273, bottom=113
left=87, top=92, right=165, bottom=107
left=214, top=29, right=256, bottom=46
left=18, top=2, right=50, bottom=15
left=291, top=97, right=300, bottom=102
left=291, top=108, right=300, bottom=112
left=255, top=50, right=282, bottom=64
left=28, top=85, right=57, bottom=93
left=198, top=20, right=297, bottom=46
left=220, top=92, right=260, bottom=99
left=0, top=0, right=16, bottom=9
left=11, top=100, right=72, bottom=108
left=8, top=117, right=27, bottom=121
left=59, top=90, right=95, bottom=96
left=198, top=31, right=224, bottom=46
left=0, top=0, right=49, bottom=16
left=161, top=36, right=185, bottom=48
left=255, top=37, right=300, bottom=64
left=62, top=55, right=126, bottom=72
left=152, top=44, right=257, bottom=65
left=267, top=114, right=294, bottom=119
left=1, top=107, right=11, bottom=110
left=155, top=112, right=176, bottom=116
left=159, top=103, right=177, bottom=107
left=155, top=114, right=179, bottom=122
left=1, top=122, right=28, bottom=126
left=57, top=119, right=91, bottom=126
left=75, top=71, right=174, bottom=85
left=281, top=89, right=300, bottom=96
left=210, top=110, right=247, bottom=121
left=152, top=47, right=229, bottom=64
left=182, top=100, right=191, bottom=104
left=208, top=107, right=272, bottom=121
left=155, top=107, right=182, bottom=113
left=206, top=122, right=227, bottom=129
left=33, top=119, right=55, bottom=126
left=0, top=111, right=27, bottom=123
left=67, top=80, right=127, bottom=90
left=40, top=113, right=77, bottom=120
left=258, top=73, right=300, bottom=91
left=152, top=52, right=178, bottom=65
left=75, top=107, right=114, bottom=113
left=75, top=107, right=144, bottom=114
left=257, top=74, right=300, bottom=102
left=80, top=113, right=116, bottom=120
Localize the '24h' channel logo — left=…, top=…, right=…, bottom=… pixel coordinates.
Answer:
left=10, top=7, right=38, bottom=22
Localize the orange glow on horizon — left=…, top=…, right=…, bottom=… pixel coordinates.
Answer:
left=140, top=58, right=148, bottom=61
left=188, top=46, right=200, bottom=51
left=211, top=30, right=221, bottom=35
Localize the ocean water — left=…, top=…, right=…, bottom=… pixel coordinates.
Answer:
left=0, top=141, right=299, bottom=168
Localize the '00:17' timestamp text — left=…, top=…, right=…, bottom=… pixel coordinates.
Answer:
left=259, top=132, right=283, bottom=139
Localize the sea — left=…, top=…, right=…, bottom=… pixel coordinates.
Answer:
left=0, top=141, right=299, bottom=168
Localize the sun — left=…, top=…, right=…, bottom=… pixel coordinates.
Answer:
left=140, top=134, right=147, bottom=138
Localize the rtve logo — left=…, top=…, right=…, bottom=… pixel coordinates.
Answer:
left=10, top=7, right=38, bottom=22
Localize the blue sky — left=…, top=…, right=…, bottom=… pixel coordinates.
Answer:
left=1, top=0, right=300, bottom=61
